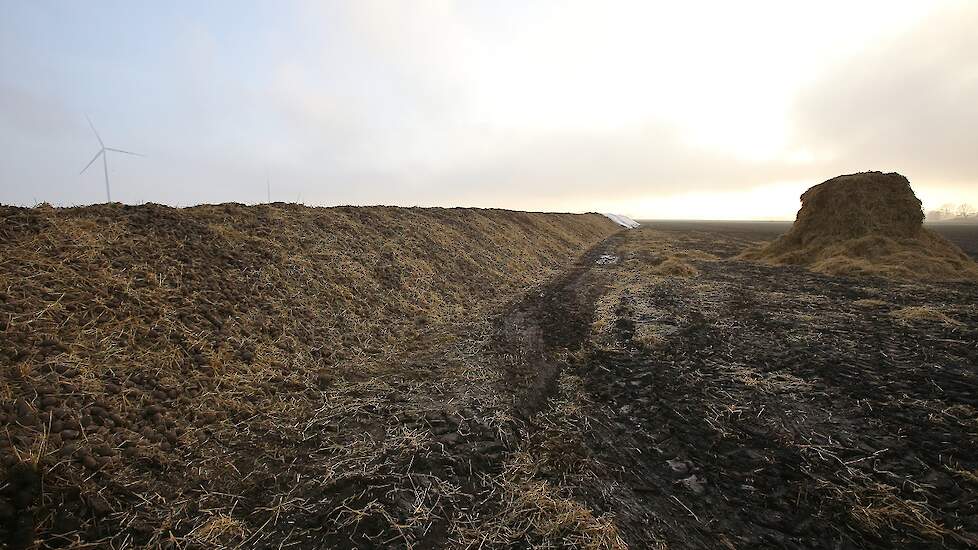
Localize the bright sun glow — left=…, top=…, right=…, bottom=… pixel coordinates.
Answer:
left=463, top=1, right=937, bottom=160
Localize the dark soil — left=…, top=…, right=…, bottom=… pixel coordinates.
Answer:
left=513, top=224, right=978, bottom=548
left=0, top=463, right=40, bottom=549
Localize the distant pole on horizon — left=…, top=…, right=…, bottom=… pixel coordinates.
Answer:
left=79, top=115, right=144, bottom=203
left=102, top=150, right=109, bottom=202
left=266, top=169, right=271, bottom=203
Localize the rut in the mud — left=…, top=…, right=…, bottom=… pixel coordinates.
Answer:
left=492, top=234, right=625, bottom=418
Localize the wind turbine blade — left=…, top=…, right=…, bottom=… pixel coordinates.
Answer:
left=79, top=149, right=104, bottom=174
left=104, top=147, right=144, bottom=157
left=85, top=114, right=104, bottom=147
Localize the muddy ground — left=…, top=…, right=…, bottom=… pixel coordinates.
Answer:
left=504, top=223, right=978, bottom=549
left=4, top=221, right=978, bottom=548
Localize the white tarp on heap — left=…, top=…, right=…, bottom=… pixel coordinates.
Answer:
left=602, top=213, right=640, bottom=228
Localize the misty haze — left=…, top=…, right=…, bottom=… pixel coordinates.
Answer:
left=2, top=2, right=977, bottom=549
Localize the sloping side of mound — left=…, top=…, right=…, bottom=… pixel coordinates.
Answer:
left=740, top=172, right=978, bottom=281
left=0, top=202, right=619, bottom=547
left=0, top=203, right=617, bottom=377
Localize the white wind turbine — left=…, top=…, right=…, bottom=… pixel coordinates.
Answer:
left=79, top=115, right=143, bottom=203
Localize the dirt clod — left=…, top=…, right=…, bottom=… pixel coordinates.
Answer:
left=1, top=463, right=41, bottom=549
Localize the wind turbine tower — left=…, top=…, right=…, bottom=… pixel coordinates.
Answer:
left=80, top=115, right=143, bottom=203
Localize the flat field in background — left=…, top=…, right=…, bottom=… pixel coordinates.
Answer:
left=638, top=220, right=978, bottom=259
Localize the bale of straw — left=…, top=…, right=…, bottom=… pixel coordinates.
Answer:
left=739, top=172, right=978, bottom=281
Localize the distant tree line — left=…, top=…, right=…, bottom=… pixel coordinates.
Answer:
left=926, top=203, right=977, bottom=221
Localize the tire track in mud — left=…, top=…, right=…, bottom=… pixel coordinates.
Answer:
left=491, top=233, right=626, bottom=419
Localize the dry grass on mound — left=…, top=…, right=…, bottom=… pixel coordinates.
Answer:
left=675, top=249, right=720, bottom=261
left=744, top=230, right=978, bottom=281
left=890, top=306, right=960, bottom=325
left=0, top=203, right=615, bottom=384
left=455, top=373, right=630, bottom=549
left=463, top=451, right=627, bottom=550
left=633, top=325, right=668, bottom=350
left=739, top=172, right=978, bottom=282
left=852, top=298, right=889, bottom=308
left=0, top=202, right=618, bottom=547
left=651, top=256, right=700, bottom=277
left=591, top=229, right=714, bottom=350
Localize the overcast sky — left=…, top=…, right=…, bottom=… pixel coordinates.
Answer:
left=1, top=1, right=976, bottom=219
